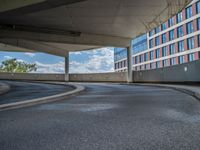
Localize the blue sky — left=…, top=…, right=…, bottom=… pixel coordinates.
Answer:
left=0, top=47, right=114, bottom=73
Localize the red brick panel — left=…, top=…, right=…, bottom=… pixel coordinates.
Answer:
left=184, top=39, right=188, bottom=51
left=183, top=24, right=187, bottom=35
left=176, top=56, right=179, bottom=65
left=185, top=55, right=188, bottom=63
left=193, top=19, right=198, bottom=32
left=195, top=52, right=199, bottom=60
left=192, top=3, right=197, bottom=16
left=174, top=28, right=178, bottom=39
left=166, top=32, right=169, bottom=42
left=182, top=9, right=186, bottom=21
left=175, top=42, right=179, bottom=53
left=194, top=35, right=199, bottom=48
left=160, top=48, right=163, bottom=58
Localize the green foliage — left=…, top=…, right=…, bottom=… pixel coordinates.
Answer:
left=0, top=58, right=37, bottom=73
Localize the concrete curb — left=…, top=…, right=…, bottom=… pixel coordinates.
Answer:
left=0, top=82, right=10, bottom=95
left=0, top=83, right=85, bottom=111
left=130, top=83, right=200, bottom=101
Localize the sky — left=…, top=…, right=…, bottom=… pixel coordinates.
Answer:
left=0, top=47, right=114, bottom=74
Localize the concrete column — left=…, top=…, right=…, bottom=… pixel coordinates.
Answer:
left=127, top=45, right=133, bottom=83
left=65, top=52, right=69, bottom=81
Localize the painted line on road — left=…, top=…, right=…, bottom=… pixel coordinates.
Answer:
left=0, top=82, right=85, bottom=111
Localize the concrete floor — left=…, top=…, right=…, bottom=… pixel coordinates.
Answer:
left=0, top=83, right=200, bottom=150
left=0, top=81, right=74, bottom=105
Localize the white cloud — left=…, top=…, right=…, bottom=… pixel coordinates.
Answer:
left=16, top=59, right=25, bottom=63
left=4, top=56, right=13, bottom=60
left=72, top=52, right=82, bottom=55
left=24, top=53, right=36, bottom=57
left=34, top=61, right=64, bottom=73
left=69, top=47, right=114, bottom=73
left=30, top=47, right=114, bottom=74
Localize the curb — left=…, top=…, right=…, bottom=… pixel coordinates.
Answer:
left=0, top=83, right=10, bottom=95
left=0, top=83, right=85, bottom=111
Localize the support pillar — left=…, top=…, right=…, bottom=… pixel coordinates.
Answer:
left=127, top=45, right=133, bottom=83
left=65, top=52, right=69, bottom=82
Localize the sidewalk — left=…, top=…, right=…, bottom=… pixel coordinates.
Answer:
left=133, top=83, right=200, bottom=100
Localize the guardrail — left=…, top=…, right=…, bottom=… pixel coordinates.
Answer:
left=133, top=59, right=200, bottom=83
left=0, top=72, right=127, bottom=82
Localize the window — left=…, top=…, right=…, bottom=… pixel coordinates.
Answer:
left=139, top=55, right=144, bottom=63
left=115, top=63, right=117, bottom=69
left=156, top=49, right=160, bottom=58
left=169, top=44, right=176, bottom=55
left=162, top=46, right=168, bottom=57
left=149, top=30, right=155, bottom=37
left=162, top=33, right=167, bottom=43
left=161, top=23, right=167, bottom=31
left=197, top=18, right=200, bottom=30
left=177, top=12, right=183, bottom=23
left=198, top=35, right=200, bottom=47
left=155, top=27, right=160, bottom=34
left=188, top=53, right=195, bottom=62
left=177, top=25, right=184, bottom=38
left=197, top=1, right=200, bottom=14
left=169, top=30, right=175, bottom=41
left=149, top=39, right=154, bottom=48
left=156, top=61, right=161, bottom=68
left=150, top=51, right=154, bottom=60
left=132, top=34, right=148, bottom=54
left=141, top=65, right=144, bottom=70
left=187, top=37, right=195, bottom=50
left=163, top=59, right=169, bottom=67
left=178, top=40, right=185, bottom=52
left=155, top=36, right=160, bottom=46
left=186, top=21, right=194, bottom=34
left=186, top=6, right=193, bottom=19
left=135, top=56, right=138, bottom=64
left=132, top=57, right=135, bottom=65
left=145, top=64, right=149, bottom=70
left=171, top=57, right=177, bottom=66
left=168, top=17, right=175, bottom=27
left=150, top=63, right=155, bottom=69
left=144, top=53, right=148, bottom=62
left=179, top=55, right=185, bottom=64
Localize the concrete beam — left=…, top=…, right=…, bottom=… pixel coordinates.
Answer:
left=0, top=0, right=45, bottom=13
left=0, top=39, right=68, bottom=57
left=0, top=28, right=131, bottom=47
left=0, top=0, right=86, bottom=17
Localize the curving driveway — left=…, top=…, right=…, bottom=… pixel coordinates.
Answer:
left=1, top=83, right=200, bottom=150
left=0, top=81, right=74, bottom=105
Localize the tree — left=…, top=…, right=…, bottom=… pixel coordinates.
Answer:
left=0, top=58, right=37, bottom=73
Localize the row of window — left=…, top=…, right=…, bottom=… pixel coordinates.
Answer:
left=133, top=53, right=199, bottom=71
left=115, top=51, right=199, bottom=70
left=134, top=35, right=198, bottom=64
left=149, top=18, right=200, bottom=49
left=149, top=0, right=200, bottom=37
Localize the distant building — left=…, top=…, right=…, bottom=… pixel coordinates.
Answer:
left=114, top=0, right=200, bottom=72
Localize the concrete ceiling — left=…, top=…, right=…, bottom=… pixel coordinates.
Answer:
left=0, top=0, right=191, bottom=57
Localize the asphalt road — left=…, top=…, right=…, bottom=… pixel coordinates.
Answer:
left=0, top=81, right=74, bottom=105
left=1, top=83, right=200, bottom=150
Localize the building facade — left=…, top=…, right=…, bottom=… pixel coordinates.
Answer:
left=114, top=0, right=200, bottom=72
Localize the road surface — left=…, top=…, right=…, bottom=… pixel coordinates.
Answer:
left=1, top=83, right=200, bottom=150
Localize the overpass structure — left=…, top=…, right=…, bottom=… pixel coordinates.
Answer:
left=0, top=0, right=192, bottom=82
